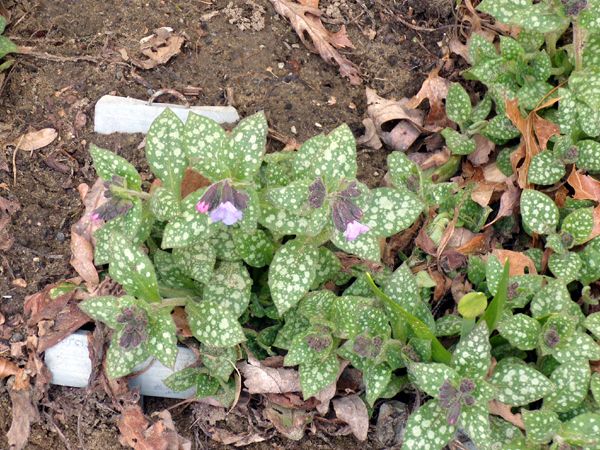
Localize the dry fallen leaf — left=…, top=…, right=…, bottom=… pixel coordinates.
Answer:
left=489, top=400, right=525, bottom=430
left=208, top=428, right=266, bottom=447
left=567, top=166, right=600, bottom=201
left=406, top=67, right=450, bottom=129
left=492, top=249, right=537, bottom=276
left=238, top=355, right=301, bottom=394
left=10, top=128, right=57, bottom=151
left=264, top=403, right=312, bottom=441
left=356, top=118, right=382, bottom=149
left=118, top=406, right=191, bottom=450
left=0, top=357, right=19, bottom=378
left=314, top=360, right=348, bottom=415
left=131, top=27, right=185, bottom=70
left=363, top=88, right=424, bottom=151
left=332, top=395, right=369, bottom=441
left=269, top=0, right=361, bottom=84
left=7, top=371, right=39, bottom=450
left=468, top=134, right=496, bottom=166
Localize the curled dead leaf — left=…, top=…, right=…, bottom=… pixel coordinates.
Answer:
left=269, top=0, right=361, bottom=85
left=468, top=134, right=496, bottom=166
left=7, top=371, right=39, bottom=450
left=264, top=403, right=312, bottom=440
left=489, top=400, right=525, bottom=430
left=356, top=118, right=382, bottom=150
left=406, top=67, right=450, bottom=129
left=364, top=88, right=424, bottom=151
left=10, top=128, right=57, bottom=151
left=332, top=395, right=369, bottom=441
left=118, top=406, right=191, bottom=450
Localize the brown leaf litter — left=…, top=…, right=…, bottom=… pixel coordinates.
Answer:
left=8, top=128, right=58, bottom=151
left=122, top=27, right=186, bottom=70
left=118, top=406, right=191, bottom=450
left=332, top=395, right=369, bottom=441
left=268, top=0, right=361, bottom=85
left=0, top=195, right=20, bottom=251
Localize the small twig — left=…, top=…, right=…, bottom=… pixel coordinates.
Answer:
left=395, top=14, right=456, bottom=33
left=44, top=412, right=72, bottom=450
left=12, top=135, right=24, bottom=186
left=16, top=46, right=102, bottom=63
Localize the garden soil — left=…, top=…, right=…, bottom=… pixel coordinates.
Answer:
left=0, top=0, right=454, bottom=448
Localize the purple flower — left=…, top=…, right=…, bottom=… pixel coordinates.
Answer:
left=332, top=195, right=369, bottom=242
left=343, top=220, right=370, bottom=241
left=209, top=201, right=243, bottom=225
left=195, top=181, right=249, bottom=226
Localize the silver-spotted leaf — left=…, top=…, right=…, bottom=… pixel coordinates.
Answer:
left=520, top=189, right=559, bottom=235
left=186, top=300, right=246, bottom=348
left=90, top=144, right=142, bottom=190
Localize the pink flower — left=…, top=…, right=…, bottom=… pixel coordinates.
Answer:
left=196, top=201, right=210, bottom=213
left=343, top=220, right=370, bottom=241
left=90, top=212, right=101, bottom=222
left=209, top=201, right=243, bottom=225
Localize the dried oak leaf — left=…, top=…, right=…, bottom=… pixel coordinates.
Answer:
left=131, top=27, right=185, bottom=70
left=567, top=166, right=600, bottom=201
left=264, top=403, right=312, bottom=441
left=363, top=88, right=424, bottom=151
left=356, top=118, right=382, bottom=150
left=0, top=357, right=19, bottom=378
left=269, top=0, right=360, bottom=84
left=332, top=395, right=369, bottom=441
left=468, top=134, right=496, bottom=166
left=406, top=67, right=450, bottom=129
left=118, top=406, right=191, bottom=450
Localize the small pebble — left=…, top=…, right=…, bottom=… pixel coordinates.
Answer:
left=56, top=231, right=65, bottom=242
left=291, top=126, right=297, bottom=134
left=315, top=122, right=323, bottom=128
left=277, top=62, right=285, bottom=69
left=10, top=332, right=24, bottom=343
left=12, top=278, right=27, bottom=288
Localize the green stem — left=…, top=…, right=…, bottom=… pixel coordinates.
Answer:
left=158, top=286, right=197, bottom=298
left=154, top=297, right=189, bottom=310
left=111, top=185, right=152, bottom=200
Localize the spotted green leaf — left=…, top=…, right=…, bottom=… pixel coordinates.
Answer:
left=441, top=128, right=476, bottom=155
left=259, top=200, right=328, bottom=237
left=228, top=112, right=268, bottom=180
left=329, top=295, right=389, bottom=339
left=452, top=322, right=490, bottom=378
left=204, top=261, right=252, bottom=318
left=94, top=200, right=144, bottom=265
left=562, top=207, right=594, bottom=245
left=591, top=372, right=600, bottom=404
left=186, top=300, right=245, bottom=348
left=468, top=33, right=497, bottom=65
left=311, top=247, right=341, bottom=288
left=297, top=290, right=336, bottom=320
left=0, top=35, right=18, bottom=60
left=409, top=363, right=457, bottom=398
left=364, top=363, right=392, bottom=406
left=106, top=232, right=160, bottom=302
left=364, top=187, right=423, bottom=237
left=570, top=68, right=600, bottom=110
left=90, top=145, right=142, bottom=190
left=462, top=405, right=493, bottom=450
left=292, top=134, right=327, bottom=179
left=79, top=295, right=136, bottom=329
left=527, top=151, right=565, bottom=185
left=544, top=359, right=590, bottom=412
left=153, top=250, right=198, bottom=291
left=489, top=361, right=553, bottom=406
left=209, top=225, right=240, bottom=261
left=553, top=331, right=600, bottom=363
left=577, top=102, right=600, bottom=137
left=558, top=88, right=577, bottom=135
left=387, top=151, right=419, bottom=188
left=584, top=312, right=600, bottom=339
left=384, top=263, right=420, bottom=310
left=147, top=309, right=177, bottom=367
left=528, top=50, right=552, bottom=81
left=577, top=140, right=600, bottom=173
left=520, top=189, right=559, bottom=235
left=522, top=409, right=560, bottom=445
left=446, top=83, right=472, bottom=125
left=163, top=367, right=201, bottom=392
left=269, top=240, right=318, bottom=315
left=315, top=124, right=357, bottom=183
left=183, top=113, right=229, bottom=181
left=146, top=109, right=186, bottom=197
left=106, top=331, right=150, bottom=378
left=161, top=189, right=212, bottom=248
left=201, top=344, right=238, bottom=381
left=172, top=240, right=216, bottom=284
left=500, top=36, right=524, bottom=60
left=265, top=179, right=311, bottom=212
left=530, top=279, right=573, bottom=318
left=584, top=33, right=600, bottom=68
left=273, top=311, right=310, bottom=350
left=516, top=80, right=552, bottom=110
left=548, top=252, right=582, bottom=282
left=558, top=413, right=600, bottom=447
left=284, top=329, right=333, bottom=366
left=497, top=313, right=540, bottom=350
left=435, top=315, right=462, bottom=337
left=331, top=227, right=381, bottom=261
left=194, top=374, right=221, bottom=398
left=299, top=354, right=340, bottom=400
left=482, top=115, right=521, bottom=144
left=402, top=400, right=456, bottom=450
left=477, top=0, right=531, bottom=26
left=150, top=187, right=180, bottom=221
left=233, top=228, right=276, bottom=268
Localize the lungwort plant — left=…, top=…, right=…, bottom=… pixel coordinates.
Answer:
left=0, top=15, right=16, bottom=73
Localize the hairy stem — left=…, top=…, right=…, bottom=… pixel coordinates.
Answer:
left=573, top=21, right=585, bottom=72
